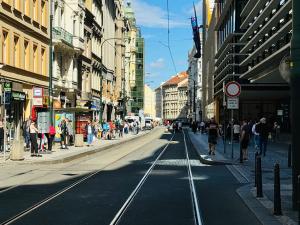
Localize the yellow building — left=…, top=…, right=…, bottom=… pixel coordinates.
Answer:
left=144, top=84, right=156, bottom=118
left=0, top=0, right=49, bottom=118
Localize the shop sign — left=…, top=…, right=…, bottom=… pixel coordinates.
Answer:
left=37, top=112, right=50, bottom=133
left=33, top=98, right=43, bottom=106
left=33, top=87, right=43, bottom=97
left=11, top=91, right=26, bottom=101
left=4, top=82, right=12, bottom=92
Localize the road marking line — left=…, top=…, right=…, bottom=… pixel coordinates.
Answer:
left=183, top=130, right=203, bottom=225
left=109, top=134, right=175, bottom=225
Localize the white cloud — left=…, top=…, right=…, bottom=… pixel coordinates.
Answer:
left=150, top=58, right=165, bottom=69
left=128, top=0, right=189, bottom=28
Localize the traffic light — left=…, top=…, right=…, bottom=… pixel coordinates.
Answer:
left=191, top=4, right=201, bottom=58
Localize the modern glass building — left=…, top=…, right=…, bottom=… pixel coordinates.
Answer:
left=131, top=28, right=145, bottom=113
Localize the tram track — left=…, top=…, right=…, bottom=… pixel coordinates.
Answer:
left=109, top=129, right=203, bottom=225
left=0, top=131, right=173, bottom=225
left=1, top=129, right=204, bottom=225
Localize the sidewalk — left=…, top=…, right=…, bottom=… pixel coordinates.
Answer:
left=188, top=130, right=297, bottom=225
left=0, top=129, right=154, bottom=165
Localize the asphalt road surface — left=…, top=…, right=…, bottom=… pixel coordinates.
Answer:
left=0, top=128, right=262, bottom=225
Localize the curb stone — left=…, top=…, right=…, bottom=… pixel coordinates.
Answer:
left=15, top=128, right=159, bottom=165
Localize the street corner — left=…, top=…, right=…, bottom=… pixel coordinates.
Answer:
left=187, top=131, right=230, bottom=166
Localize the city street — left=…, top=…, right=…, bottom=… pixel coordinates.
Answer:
left=0, top=128, right=262, bottom=225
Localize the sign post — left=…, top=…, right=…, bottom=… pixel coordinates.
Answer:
left=225, top=81, right=241, bottom=159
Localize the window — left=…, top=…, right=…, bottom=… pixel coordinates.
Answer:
left=24, top=0, right=30, bottom=16
left=41, top=47, right=46, bottom=75
left=41, top=0, right=47, bottom=27
left=13, top=35, right=20, bottom=67
left=33, top=44, right=38, bottom=73
left=24, top=40, right=30, bottom=71
left=33, top=0, right=38, bottom=21
left=2, top=30, right=9, bottom=64
left=14, top=0, right=21, bottom=11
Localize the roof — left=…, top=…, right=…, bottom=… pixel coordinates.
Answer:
left=178, top=78, right=188, bottom=88
left=162, top=71, right=188, bottom=86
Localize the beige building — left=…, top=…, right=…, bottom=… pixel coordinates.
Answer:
left=0, top=0, right=50, bottom=152
left=124, top=2, right=137, bottom=114
left=144, top=84, right=155, bottom=118
left=162, top=72, right=189, bottom=121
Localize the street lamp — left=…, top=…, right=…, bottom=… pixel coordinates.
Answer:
left=189, top=77, right=197, bottom=122
left=99, top=37, right=122, bottom=122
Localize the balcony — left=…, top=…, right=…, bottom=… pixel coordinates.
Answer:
left=53, top=27, right=73, bottom=47
left=73, top=36, right=85, bottom=52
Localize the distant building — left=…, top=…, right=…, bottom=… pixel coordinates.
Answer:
left=188, top=44, right=203, bottom=122
left=144, top=85, right=156, bottom=118
left=155, top=84, right=164, bottom=118
left=162, top=72, right=189, bottom=121
left=124, top=2, right=145, bottom=115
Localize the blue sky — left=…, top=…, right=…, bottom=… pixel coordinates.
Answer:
left=127, top=0, right=202, bottom=89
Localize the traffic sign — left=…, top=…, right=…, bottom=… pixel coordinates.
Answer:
left=225, top=81, right=241, bottom=97
left=227, top=97, right=239, bottom=109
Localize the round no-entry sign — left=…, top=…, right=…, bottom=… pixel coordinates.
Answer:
left=225, top=81, right=241, bottom=97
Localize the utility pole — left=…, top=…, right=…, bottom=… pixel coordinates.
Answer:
left=291, top=0, right=300, bottom=209
left=49, top=0, right=54, bottom=125
left=193, top=80, right=196, bottom=122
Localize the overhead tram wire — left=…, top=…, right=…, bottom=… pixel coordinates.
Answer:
left=166, top=0, right=178, bottom=74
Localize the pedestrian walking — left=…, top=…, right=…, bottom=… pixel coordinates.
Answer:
left=0, top=118, right=4, bottom=152
left=85, top=120, right=94, bottom=146
left=192, top=121, right=197, bottom=134
left=240, top=120, right=251, bottom=160
left=23, top=117, right=31, bottom=149
left=207, top=117, right=219, bottom=155
left=47, top=125, right=56, bottom=151
left=200, top=121, right=205, bottom=134
left=252, top=121, right=260, bottom=150
left=233, top=122, right=241, bottom=142
left=29, top=121, right=40, bottom=157
left=119, top=121, right=124, bottom=138
left=255, top=117, right=270, bottom=156
left=66, top=119, right=74, bottom=146
left=272, top=122, right=280, bottom=142
left=59, top=119, right=68, bottom=149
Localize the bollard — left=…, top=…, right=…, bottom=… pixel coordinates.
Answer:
left=288, top=144, right=292, bottom=168
left=298, top=175, right=300, bottom=225
left=256, top=156, right=263, bottom=198
left=274, top=163, right=282, bottom=215
left=255, top=152, right=258, bottom=187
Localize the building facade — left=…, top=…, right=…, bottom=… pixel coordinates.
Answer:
left=130, top=27, right=144, bottom=114
left=155, top=83, right=164, bottom=118
left=144, top=84, right=156, bottom=118
left=238, top=0, right=291, bottom=130
left=0, top=0, right=50, bottom=149
left=202, top=0, right=291, bottom=129
left=162, top=72, right=188, bottom=121
left=188, top=45, right=202, bottom=122
left=202, top=1, right=217, bottom=120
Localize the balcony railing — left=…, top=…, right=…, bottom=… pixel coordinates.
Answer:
left=53, top=27, right=73, bottom=46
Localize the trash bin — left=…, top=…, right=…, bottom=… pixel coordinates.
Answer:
left=75, top=134, right=84, bottom=147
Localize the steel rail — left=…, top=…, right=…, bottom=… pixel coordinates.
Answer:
left=109, top=133, right=175, bottom=225
left=0, top=132, right=171, bottom=225
left=183, top=130, right=203, bottom=225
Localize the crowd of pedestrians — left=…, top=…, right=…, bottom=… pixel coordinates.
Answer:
left=192, top=117, right=282, bottom=160
left=19, top=117, right=152, bottom=158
